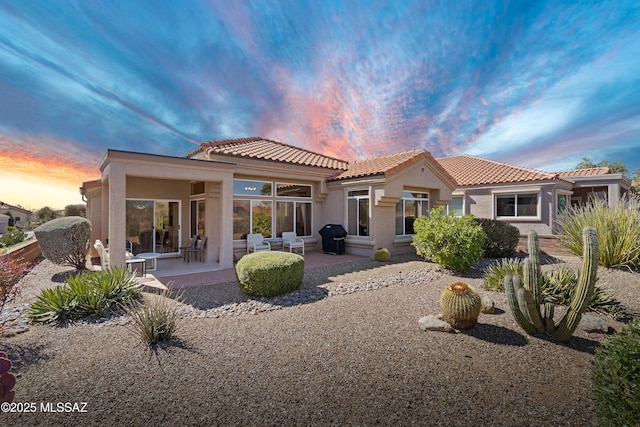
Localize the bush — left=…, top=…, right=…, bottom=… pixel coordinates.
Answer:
left=475, top=218, right=520, bottom=258
left=558, top=195, right=640, bottom=268
left=0, top=228, right=27, bottom=248
left=0, top=255, right=25, bottom=316
left=482, top=258, right=625, bottom=319
left=591, top=319, right=640, bottom=426
left=412, top=207, right=486, bottom=272
left=122, top=288, right=182, bottom=345
left=236, top=251, right=304, bottom=297
left=34, top=216, right=91, bottom=270
left=28, top=267, right=140, bottom=323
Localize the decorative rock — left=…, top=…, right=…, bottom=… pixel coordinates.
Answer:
left=579, top=314, right=609, bottom=334
left=481, top=296, right=495, bottom=314
left=418, top=315, right=455, bottom=333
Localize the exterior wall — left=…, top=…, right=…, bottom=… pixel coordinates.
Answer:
left=0, top=214, right=8, bottom=234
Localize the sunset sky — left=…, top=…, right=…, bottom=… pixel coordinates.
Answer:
left=1, top=1, right=639, bottom=210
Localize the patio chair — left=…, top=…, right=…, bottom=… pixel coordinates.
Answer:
left=247, top=233, right=271, bottom=253
left=94, top=239, right=111, bottom=269
left=180, top=235, right=198, bottom=261
left=282, top=232, right=304, bottom=255
left=185, top=236, right=207, bottom=263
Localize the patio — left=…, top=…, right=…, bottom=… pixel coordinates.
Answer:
left=137, top=250, right=369, bottom=290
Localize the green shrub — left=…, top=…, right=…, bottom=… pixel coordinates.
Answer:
left=236, top=251, right=304, bottom=297
left=0, top=228, right=27, bottom=248
left=483, top=258, right=523, bottom=291
left=34, top=216, right=91, bottom=270
left=483, top=258, right=625, bottom=319
left=122, top=288, right=182, bottom=345
left=412, top=207, right=486, bottom=272
left=28, top=267, right=140, bottom=323
left=475, top=218, right=520, bottom=258
left=591, top=319, right=640, bottom=426
left=558, top=195, right=640, bottom=268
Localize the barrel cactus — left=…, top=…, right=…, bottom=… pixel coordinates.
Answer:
left=0, top=352, right=15, bottom=403
left=504, top=227, right=598, bottom=341
left=374, top=247, right=391, bottom=262
left=440, top=282, right=482, bottom=329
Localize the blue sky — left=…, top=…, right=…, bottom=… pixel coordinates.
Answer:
left=1, top=0, right=639, bottom=209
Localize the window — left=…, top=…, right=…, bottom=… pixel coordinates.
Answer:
left=395, top=191, right=429, bottom=235
left=496, top=193, right=539, bottom=218
left=447, top=196, right=463, bottom=217
left=190, top=199, right=205, bottom=237
left=556, top=193, right=570, bottom=215
left=276, top=183, right=311, bottom=198
left=347, top=190, right=369, bottom=236
left=233, top=179, right=272, bottom=196
left=233, top=179, right=312, bottom=239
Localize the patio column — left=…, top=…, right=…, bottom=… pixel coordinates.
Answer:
left=219, top=177, right=234, bottom=269
left=607, top=183, right=620, bottom=207
left=107, top=165, right=127, bottom=269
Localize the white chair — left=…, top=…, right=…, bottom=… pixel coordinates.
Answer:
left=94, top=239, right=110, bottom=269
left=282, top=232, right=304, bottom=255
left=247, top=233, right=271, bottom=253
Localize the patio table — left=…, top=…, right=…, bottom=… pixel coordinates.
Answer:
left=263, top=237, right=283, bottom=251
left=136, top=252, right=160, bottom=271
left=126, top=257, right=146, bottom=277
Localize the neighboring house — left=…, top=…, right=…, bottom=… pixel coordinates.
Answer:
left=0, top=213, right=9, bottom=234
left=436, top=155, right=631, bottom=236
left=0, top=202, right=32, bottom=229
left=82, top=138, right=630, bottom=270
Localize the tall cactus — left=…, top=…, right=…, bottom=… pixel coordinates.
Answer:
left=505, top=227, right=599, bottom=342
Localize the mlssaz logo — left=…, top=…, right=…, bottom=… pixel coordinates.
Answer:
left=40, top=402, right=88, bottom=413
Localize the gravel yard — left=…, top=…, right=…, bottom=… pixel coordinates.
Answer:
left=1, top=254, right=638, bottom=426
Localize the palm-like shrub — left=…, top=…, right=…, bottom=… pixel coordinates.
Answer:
left=412, top=207, right=486, bottom=272
left=591, top=319, right=640, bottom=426
left=29, top=267, right=140, bottom=323
left=34, top=216, right=91, bottom=270
left=558, top=195, right=640, bottom=268
left=122, top=288, right=182, bottom=345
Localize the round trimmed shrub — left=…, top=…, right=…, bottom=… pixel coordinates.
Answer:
left=591, top=319, right=640, bottom=426
left=34, top=216, right=91, bottom=270
left=475, top=218, right=520, bottom=258
left=236, top=251, right=304, bottom=297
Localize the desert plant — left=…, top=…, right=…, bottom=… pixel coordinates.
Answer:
left=0, top=255, right=25, bottom=316
left=373, top=247, right=391, bottom=262
left=504, top=228, right=598, bottom=341
left=122, top=288, right=182, bottom=345
left=591, top=319, right=640, bottom=426
left=34, top=216, right=91, bottom=270
left=475, top=218, right=520, bottom=258
left=412, top=207, right=486, bottom=272
left=236, top=251, right=304, bottom=297
left=558, top=195, right=640, bottom=268
left=440, top=282, right=482, bottom=329
left=0, top=228, right=27, bottom=248
left=0, top=351, right=16, bottom=403
left=483, top=258, right=524, bottom=291
left=28, top=267, right=140, bottom=323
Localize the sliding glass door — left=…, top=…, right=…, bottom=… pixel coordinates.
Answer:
left=126, top=200, right=180, bottom=254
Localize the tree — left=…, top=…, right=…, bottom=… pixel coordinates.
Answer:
left=65, top=204, right=86, bottom=217
left=575, top=158, right=628, bottom=175
left=36, top=206, right=58, bottom=223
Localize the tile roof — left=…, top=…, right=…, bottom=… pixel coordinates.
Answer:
left=556, top=167, right=610, bottom=177
left=330, top=149, right=453, bottom=182
left=436, top=154, right=561, bottom=186
left=186, top=137, right=349, bottom=170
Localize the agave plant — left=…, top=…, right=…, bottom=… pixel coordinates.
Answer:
left=28, top=287, right=77, bottom=323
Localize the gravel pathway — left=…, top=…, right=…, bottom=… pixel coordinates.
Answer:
left=1, top=255, right=638, bottom=426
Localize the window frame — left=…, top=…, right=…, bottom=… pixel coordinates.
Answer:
left=347, top=189, right=370, bottom=237
left=493, top=189, right=541, bottom=220
left=395, top=191, right=430, bottom=236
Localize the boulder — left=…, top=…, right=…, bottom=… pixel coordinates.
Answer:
left=579, top=314, right=609, bottom=334
left=480, top=296, right=495, bottom=314
left=418, top=315, right=455, bottom=333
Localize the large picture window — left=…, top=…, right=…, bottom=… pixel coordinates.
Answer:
left=347, top=190, right=369, bottom=237
left=496, top=193, right=539, bottom=218
left=447, top=196, right=463, bottom=217
left=233, top=179, right=312, bottom=239
left=395, top=191, right=429, bottom=235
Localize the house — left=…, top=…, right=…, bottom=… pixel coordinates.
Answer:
left=0, top=202, right=32, bottom=229
left=81, top=137, right=630, bottom=270
left=436, top=155, right=631, bottom=236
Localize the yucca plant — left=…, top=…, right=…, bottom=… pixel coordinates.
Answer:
left=483, top=258, right=523, bottom=291
left=558, top=195, right=640, bottom=268
left=122, top=288, right=182, bottom=345
left=29, top=287, right=77, bottom=323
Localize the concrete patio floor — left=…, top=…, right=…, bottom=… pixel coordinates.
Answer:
left=143, top=250, right=369, bottom=289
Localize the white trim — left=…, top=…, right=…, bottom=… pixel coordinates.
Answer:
left=492, top=191, right=541, bottom=220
